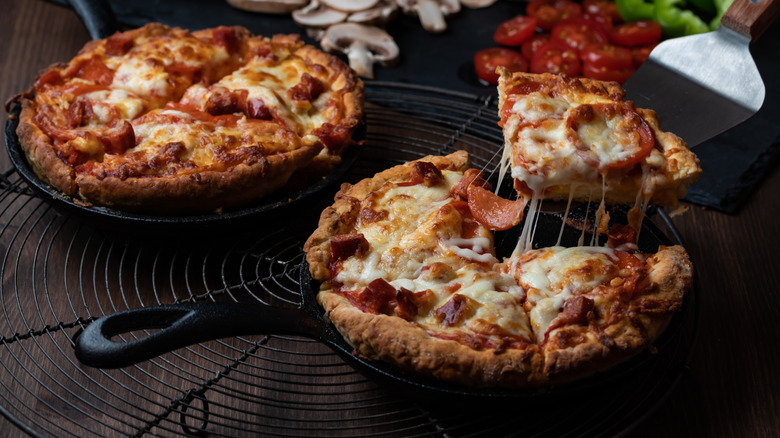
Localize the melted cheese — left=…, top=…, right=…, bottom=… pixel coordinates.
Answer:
left=334, top=169, right=533, bottom=341
left=86, top=89, right=146, bottom=122
left=509, top=246, right=615, bottom=342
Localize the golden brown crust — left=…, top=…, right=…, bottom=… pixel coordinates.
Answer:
left=74, top=146, right=319, bottom=213
left=304, top=152, right=693, bottom=388
left=16, top=103, right=78, bottom=196
left=13, top=23, right=364, bottom=214
left=321, top=292, right=544, bottom=388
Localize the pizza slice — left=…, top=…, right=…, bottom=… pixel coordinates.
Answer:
left=502, top=244, right=691, bottom=381
left=496, top=68, right=702, bottom=208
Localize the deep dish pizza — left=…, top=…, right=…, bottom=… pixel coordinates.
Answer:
left=304, top=151, right=694, bottom=388
left=9, top=23, right=363, bottom=213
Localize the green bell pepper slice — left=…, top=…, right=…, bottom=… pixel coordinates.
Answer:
left=616, top=0, right=656, bottom=22
left=653, top=0, right=712, bottom=38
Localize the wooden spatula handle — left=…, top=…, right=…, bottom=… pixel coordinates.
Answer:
left=721, top=0, right=780, bottom=40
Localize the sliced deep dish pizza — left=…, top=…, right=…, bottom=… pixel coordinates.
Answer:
left=10, top=23, right=363, bottom=213
left=304, top=151, right=693, bottom=388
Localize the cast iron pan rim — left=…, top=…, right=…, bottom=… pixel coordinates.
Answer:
left=4, top=104, right=361, bottom=229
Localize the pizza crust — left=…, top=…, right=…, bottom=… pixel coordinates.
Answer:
left=321, top=291, right=544, bottom=388
left=73, top=145, right=320, bottom=213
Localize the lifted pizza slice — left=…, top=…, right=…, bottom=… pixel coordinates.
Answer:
left=497, top=68, right=701, bottom=208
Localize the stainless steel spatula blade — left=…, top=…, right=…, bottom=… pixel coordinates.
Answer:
left=623, top=0, right=779, bottom=148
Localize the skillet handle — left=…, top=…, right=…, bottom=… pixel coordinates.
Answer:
left=74, top=302, right=324, bottom=369
left=68, top=0, right=120, bottom=40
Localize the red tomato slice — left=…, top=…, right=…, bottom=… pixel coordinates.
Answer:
left=466, top=184, right=525, bottom=231
left=526, top=0, right=583, bottom=31
left=494, top=15, right=538, bottom=46
left=521, top=33, right=552, bottom=60
left=631, top=43, right=657, bottom=67
left=581, top=62, right=635, bottom=83
left=609, top=21, right=662, bottom=47
left=580, top=43, right=634, bottom=70
left=530, top=41, right=581, bottom=76
left=583, top=0, right=622, bottom=23
left=551, top=17, right=610, bottom=51
left=474, top=47, right=528, bottom=85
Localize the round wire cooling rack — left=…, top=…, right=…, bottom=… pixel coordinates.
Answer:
left=0, top=81, right=698, bottom=437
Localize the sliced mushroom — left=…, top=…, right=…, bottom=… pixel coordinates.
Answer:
left=321, top=0, right=381, bottom=12
left=320, top=22, right=399, bottom=79
left=347, top=0, right=399, bottom=26
left=292, top=1, right=349, bottom=29
left=395, top=0, right=460, bottom=33
left=226, top=0, right=309, bottom=13
left=459, top=0, right=498, bottom=7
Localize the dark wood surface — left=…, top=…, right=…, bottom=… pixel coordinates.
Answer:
left=1, top=1, right=779, bottom=437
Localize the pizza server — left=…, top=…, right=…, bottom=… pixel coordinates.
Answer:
left=622, top=0, right=780, bottom=148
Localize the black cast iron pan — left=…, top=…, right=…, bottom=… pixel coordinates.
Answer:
left=73, top=205, right=694, bottom=403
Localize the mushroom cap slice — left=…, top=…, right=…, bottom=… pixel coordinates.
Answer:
left=292, top=1, right=349, bottom=27
left=347, top=0, right=399, bottom=25
left=460, top=0, right=498, bottom=8
left=321, top=0, right=381, bottom=12
left=226, top=0, right=309, bottom=13
left=320, top=22, right=400, bottom=79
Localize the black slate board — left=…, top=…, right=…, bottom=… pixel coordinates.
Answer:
left=51, top=0, right=780, bottom=213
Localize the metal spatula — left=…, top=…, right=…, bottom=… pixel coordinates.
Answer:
left=623, top=0, right=780, bottom=148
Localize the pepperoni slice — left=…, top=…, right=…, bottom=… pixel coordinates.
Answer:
left=567, top=102, right=655, bottom=172
left=450, top=168, right=492, bottom=199
left=105, top=32, right=134, bottom=56
left=330, top=233, right=369, bottom=261
left=466, top=184, right=525, bottom=231
left=66, top=56, right=113, bottom=86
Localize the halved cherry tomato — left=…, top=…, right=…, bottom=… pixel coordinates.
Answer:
left=531, top=41, right=581, bottom=76
left=466, top=184, right=525, bottom=231
left=474, top=47, right=528, bottom=85
left=521, top=33, right=552, bottom=60
left=493, top=16, right=538, bottom=46
left=631, top=43, right=657, bottom=67
left=552, top=17, right=610, bottom=51
left=526, top=0, right=583, bottom=31
left=580, top=43, right=634, bottom=70
left=609, top=21, right=662, bottom=47
left=583, top=0, right=623, bottom=23
left=583, top=12, right=614, bottom=33
left=581, top=62, right=635, bottom=83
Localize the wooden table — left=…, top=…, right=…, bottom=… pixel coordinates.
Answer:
left=1, top=1, right=778, bottom=436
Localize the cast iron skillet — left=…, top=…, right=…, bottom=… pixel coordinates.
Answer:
left=4, top=0, right=361, bottom=233
left=4, top=105, right=360, bottom=233
left=73, top=206, right=692, bottom=402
